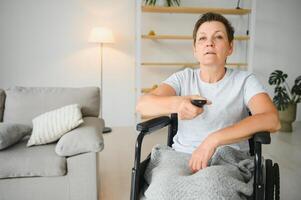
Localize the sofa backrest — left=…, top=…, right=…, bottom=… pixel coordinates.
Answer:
left=3, top=86, right=100, bottom=126
left=0, top=89, right=5, bottom=122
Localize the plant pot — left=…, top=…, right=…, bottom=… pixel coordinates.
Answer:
left=279, top=103, right=297, bottom=132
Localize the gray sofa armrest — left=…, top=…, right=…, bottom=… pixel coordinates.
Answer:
left=67, top=152, right=99, bottom=200
left=55, top=117, right=104, bottom=157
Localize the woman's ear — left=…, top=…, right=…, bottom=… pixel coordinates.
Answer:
left=227, top=41, right=234, bottom=56
left=193, top=44, right=197, bottom=58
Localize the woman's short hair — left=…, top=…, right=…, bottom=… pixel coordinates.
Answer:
left=193, top=12, right=235, bottom=45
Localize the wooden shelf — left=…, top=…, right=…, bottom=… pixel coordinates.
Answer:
left=141, top=87, right=154, bottom=93
left=142, top=62, right=198, bottom=67
left=142, top=34, right=249, bottom=41
left=143, top=34, right=191, bottom=40
left=141, top=62, right=247, bottom=67
left=141, top=84, right=158, bottom=93
left=142, top=87, right=157, bottom=94
left=142, top=6, right=251, bottom=15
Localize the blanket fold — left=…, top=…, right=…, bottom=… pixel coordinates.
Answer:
left=141, top=145, right=254, bottom=200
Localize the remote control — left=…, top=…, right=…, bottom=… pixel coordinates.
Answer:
left=191, top=99, right=207, bottom=108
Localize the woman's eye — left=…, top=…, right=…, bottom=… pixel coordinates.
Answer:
left=199, top=37, right=206, bottom=41
left=215, top=35, right=223, bottom=39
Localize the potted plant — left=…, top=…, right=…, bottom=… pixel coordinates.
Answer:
left=268, top=70, right=301, bottom=132
left=144, top=0, right=180, bottom=6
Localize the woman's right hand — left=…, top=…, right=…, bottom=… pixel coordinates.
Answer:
left=177, top=95, right=211, bottom=120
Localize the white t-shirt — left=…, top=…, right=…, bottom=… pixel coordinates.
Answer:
left=163, top=68, right=267, bottom=154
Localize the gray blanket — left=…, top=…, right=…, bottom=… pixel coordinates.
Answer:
left=141, top=145, right=254, bottom=200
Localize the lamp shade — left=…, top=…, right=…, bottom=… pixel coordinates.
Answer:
left=89, top=27, right=115, bottom=43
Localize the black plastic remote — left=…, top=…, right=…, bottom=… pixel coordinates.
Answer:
left=191, top=99, right=207, bottom=108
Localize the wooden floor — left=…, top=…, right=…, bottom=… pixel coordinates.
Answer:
left=98, top=122, right=301, bottom=200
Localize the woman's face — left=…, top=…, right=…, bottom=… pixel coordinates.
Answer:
left=193, top=21, right=233, bottom=67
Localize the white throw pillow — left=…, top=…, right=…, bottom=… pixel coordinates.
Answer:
left=27, top=104, right=83, bottom=147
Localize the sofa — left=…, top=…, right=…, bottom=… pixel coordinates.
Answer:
left=0, top=86, right=104, bottom=200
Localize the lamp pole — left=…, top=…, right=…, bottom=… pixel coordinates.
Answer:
left=89, top=27, right=114, bottom=134
left=100, top=43, right=112, bottom=133
left=100, top=43, right=103, bottom=119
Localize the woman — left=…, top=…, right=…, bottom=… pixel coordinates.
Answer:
left=136, top=12, right=280, bottom=173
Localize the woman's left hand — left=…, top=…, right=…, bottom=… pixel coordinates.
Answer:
left=189, top=134, right=219, bottom=173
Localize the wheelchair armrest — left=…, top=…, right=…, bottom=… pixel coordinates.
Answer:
left=136, top=116, right=171, bottom=134
left=251, top=131, right=271, bottom=199
left=132, top=115, right=173, bottom=196
left=252, top=131, right=271, bottom=144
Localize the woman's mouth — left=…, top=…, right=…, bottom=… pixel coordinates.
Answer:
left=204, top=52, right=216, bottom=55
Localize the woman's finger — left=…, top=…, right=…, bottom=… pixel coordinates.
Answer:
left=190, top=158, right=197, bottom=173
left=201, top=151, right=212, bottom=169
left=195, top=158, right=201, bottom=172
left=201, top=158, right=208, bottom=169
left=192, top=159, right=198, bottom=173
left=196, top=160, right=202, bottom=172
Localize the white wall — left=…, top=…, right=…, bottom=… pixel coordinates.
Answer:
left=0, top=0, right=136, bottom=127
left=252, top=0, right=301, bottom=121
left=0, top=0, right=300, bottom=126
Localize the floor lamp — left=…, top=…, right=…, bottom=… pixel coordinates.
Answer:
left=89, top=27, right=115, bottom=133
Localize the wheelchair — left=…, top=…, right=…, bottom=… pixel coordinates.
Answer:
left=131, top=113, right=280, bottom=200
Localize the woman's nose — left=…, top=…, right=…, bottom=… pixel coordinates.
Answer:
left=206, top=38, right=214, bottom=47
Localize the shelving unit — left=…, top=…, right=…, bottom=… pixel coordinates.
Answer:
left=142, top=6, right=251, bottom=15
left=142, top=34, right=250, bottom=40
left=135, top=0, right=256, bottom=122
left=141, top=62, right=248, bottom=67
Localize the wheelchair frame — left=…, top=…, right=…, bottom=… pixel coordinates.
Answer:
left=130, top=114, right=279, bottom=200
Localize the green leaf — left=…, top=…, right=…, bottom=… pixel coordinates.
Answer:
left=292, top=75, right=301, bottom=95
left=144, top=0, right=156, bottom=5
left=145, top=0, right=180, bottom=6
left=273, top=96, right=289, bottom=110
left=167, top=0, right=171, bottom=6
left=268, top=70, right=287, bottom=85
left=273, top=86, right=290, bottom=110
left=165, top=0, right=180, bottom=6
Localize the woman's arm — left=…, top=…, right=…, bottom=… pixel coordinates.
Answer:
left=211, top=93, right=280, bottom=146
left=189, top=93, right=281, bottom=172
left=136, top=83, right=209, bottom=119
left=136, top=84, right=179, bottom=116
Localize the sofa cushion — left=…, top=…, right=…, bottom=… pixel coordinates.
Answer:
left=0, top=123, right=32, bottom=150
left=55, top=117, right=104, bottom=156
left=27, top=104, right=83, bottom=147
left=3, top=86, right=100, bottom=126
left=0, top=89, right=5, bottom=122
left=0, top=137, right=66, bottom=179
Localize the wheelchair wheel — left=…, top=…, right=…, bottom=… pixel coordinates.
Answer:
left=265, top=159, right=280, bottom=200
left=265, top=159, right=274, bottom=200
left=273, top=163, right=280, bottom=200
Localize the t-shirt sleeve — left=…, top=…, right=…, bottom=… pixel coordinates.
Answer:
left=244, top=74, right=267, bottom=106
left=162, top=71, right=183, bottom=96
